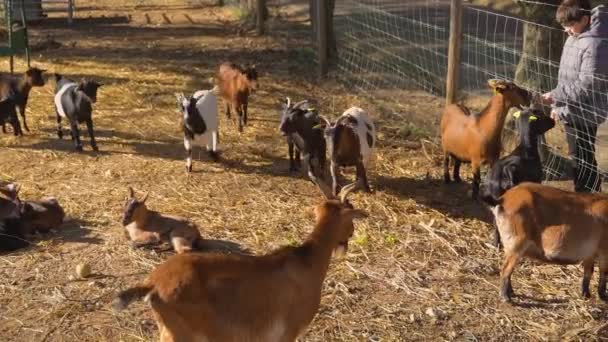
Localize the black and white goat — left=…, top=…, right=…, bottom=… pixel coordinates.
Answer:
left=54, top=73, right=103, bottom=152
left=176, top=86, right=220, bottom=172
left=279, top=97, right=326, bottom=180
left=316, top=107, right=376, bottom=196
left=480, top=107, right=555, bottom=246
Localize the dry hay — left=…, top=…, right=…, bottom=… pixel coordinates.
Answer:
left=0, top=1, right=607, bottom=341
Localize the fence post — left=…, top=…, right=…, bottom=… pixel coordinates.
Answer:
left=68, top=0, right=74, bottom=25
left=316, top=0, right=328, bottom=77
left=445, top=0, right=463, bottom=106
left=256, top=0, right=265, bottom=35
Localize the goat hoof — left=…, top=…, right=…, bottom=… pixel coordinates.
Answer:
left=582, top=289, right=591, bottom=299
left=187, top=165, right=193, bottom=173
left=57, top=132, right=63, bottom=139
left=92, top=145, right=99, bottom=152
left=454, top=177, right=462, bottom=183
left=208, top=151, right=219, bottom=162
left=75, top=145, right=83, bottom=152
left=599, top=292, right=608, bottom=302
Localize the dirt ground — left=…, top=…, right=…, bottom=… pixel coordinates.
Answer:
left=1, top=1, right=608, bottom=341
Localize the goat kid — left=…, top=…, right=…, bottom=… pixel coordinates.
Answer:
left=481, top=107, right=555, bottom=246
left=489, top=182, right=608, bottom=302
left=113, top=181, right=366, bottom=342
left=121, top=187, right=203, bottom=254
left=216, top=62, right=258, bottom=132
left=0, top=67, right=46, bottom=134
left=0, top=183, right=28, bottom=252
left=21, top=197, right=65, bottom=235
left=0, top=96, right=20, bottom=136
left=316, top=107, right=376, bottom=196
left=176, top=87, right=220, bottom=173
left=279, top=97, right=326, bottom=180
left=54, top=73, right=102, bottom=151
left=440, top=79, right=531, bottom=199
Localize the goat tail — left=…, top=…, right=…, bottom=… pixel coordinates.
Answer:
left=113, top=285, right=154, bottom=310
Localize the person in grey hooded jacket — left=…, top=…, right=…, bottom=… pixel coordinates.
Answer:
left=543, top=0, right=608, bottom=193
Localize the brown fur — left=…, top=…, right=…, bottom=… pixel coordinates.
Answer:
left=0, top=67, right=46, bottom=133
left=122, top=187, right=202, bottom=254
left=216, top=62, right=257, bottom=133
left=491, top=182, right=608, bottom=302
left=440, top=79, right=531, bottom=199
left=114, top=190, right=366, bottom=342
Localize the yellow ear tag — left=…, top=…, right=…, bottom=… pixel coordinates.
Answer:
left=512, top=110, right=521, bottom=119
left=529, top=115, right=538, bottom=121
left=307, top=107, right=316, bottom=112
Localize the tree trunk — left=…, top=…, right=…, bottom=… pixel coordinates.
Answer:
left=326, top=0, right=337, bottom=61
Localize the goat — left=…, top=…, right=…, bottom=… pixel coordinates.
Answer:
left=176, top=87, right=220, bottom=173
left=279, top=97, right=326, bottom=180
left=0, top=183, right=28, bottom=252
left=216, top=62, right=258, bottom=132
left=480, top=107, right=555, bottom=247
left=0, top=67, right=46, bottom=134
left=113, top=180, right=366, bottom=342
left=489, top=182, right=608, bottom=302
left=20, top=197, right=65, bottom=235
left=121, top=187, right=203, bottom=254
left=54, top=73, right=102, bottom=152
left=315, top=107, right=376, bottom=196
left=440, top=79, right=532, bottom=199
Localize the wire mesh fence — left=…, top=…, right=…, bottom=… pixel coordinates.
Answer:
left=332, top=0, right=608, bottom=192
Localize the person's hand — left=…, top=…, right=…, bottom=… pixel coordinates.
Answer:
left=542, top=92, right=553, bottom=105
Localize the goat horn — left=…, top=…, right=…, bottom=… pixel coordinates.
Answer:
left=318, top=115, right=332, bottom=127
left=128, top=187, right=135, bottom=198
left=141, top=192, right=149, bottom=203
left=313, top=177, right=335, bottom=200
left=285, top=97, right=291, bottom=108
left=339, top=181, right=360, bottom=203
left=335, top=115, right=351, bottom=127
left=292, top=100, right=309, bottom=109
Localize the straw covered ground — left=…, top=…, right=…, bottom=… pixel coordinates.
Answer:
left=1, top=1, right=607, bottom=341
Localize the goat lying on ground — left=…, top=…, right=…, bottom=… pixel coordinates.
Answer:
left=489, top=182, right=608, bottom=302
left=316, top=107, right=376, bottom=196
left=279, top=97, right=326, bottom=179
left=480, top=107, right=555, bottom=246
left=0, top=183, right=27, bottom=252
left=440, top=79, right=532, bottom=199
left=216, top=62, right=258, bottom=132
left=176, top=87, right=220, bottom=172
left=20, top=197, right=65, bottom=235
left=0, top=67, right=46, bottom=134
left=121, top=187, right=203, bottom=254
left=113, top=181, right=366, bottom=342
left=54, top=73, right=102, bottom=151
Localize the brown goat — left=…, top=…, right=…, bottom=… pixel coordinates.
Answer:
left=113, top=181, right=367, bottom=342
left=20, top=197, right=65, bottom=235
left=216, top=62, right=258, bottom=132
left=489, top=182, right=608, bottom=302
left=0, top=67, right=46, bottom=134
left=440, top=79, right=531, bottom=199
left=121, top=187, right=203, bottom=254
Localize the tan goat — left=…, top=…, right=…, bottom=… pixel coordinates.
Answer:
left=113, top=181, right=367, bottom=342
left=121, top=187, right=202, bottom=254
left=489, top=182, right=608, bottom=302
left=440, top=79, right=531, bottom=199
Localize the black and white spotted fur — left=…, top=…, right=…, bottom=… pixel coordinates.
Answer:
left=176, top=87, right=220, bottom=172
left=54, top=73, right=102, bottom=152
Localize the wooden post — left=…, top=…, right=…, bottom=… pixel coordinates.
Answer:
left=445, top=0, right=463, bottom=106
left=256, top=0, right=265, bottom=35
left=68, top=0, right=74, bottom=25
left=316, top=0, right=328, bottom=77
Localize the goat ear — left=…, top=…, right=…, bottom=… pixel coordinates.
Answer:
left=342, top=208, right=368, bottom=220
left=128, top=187, right=135, bottom=198
left=140, top=192, right=149, bottom=203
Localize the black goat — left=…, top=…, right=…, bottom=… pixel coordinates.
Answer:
left=54, top=73, right=102, bottom=152
left=0, top=67, right=46, bottom=134
left=279, top=97, right=326, bottom=182
left=480, top=107, right=555, bottom=246
left=0, top=183, right=28, bottom=252
left=0, top=95, right=20, bottom=136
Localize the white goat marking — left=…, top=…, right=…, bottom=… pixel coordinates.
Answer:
left=341, top=107, right=376, bottom=167
left=491, top=205, right=517, bottom=251
left=188, top=89, right=219, bottom=152
left=54, top=82, right=77, bottom=118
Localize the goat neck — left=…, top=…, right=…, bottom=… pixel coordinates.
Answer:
left=300, top=213, right=346, bottom=281
left=519, top=128, right=539, bottom=159
left=478, top=93, right=510, bottom=140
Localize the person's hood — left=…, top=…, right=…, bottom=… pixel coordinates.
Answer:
left=579, top=5, right=608, bottom=39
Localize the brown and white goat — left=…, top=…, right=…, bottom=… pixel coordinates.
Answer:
left=113, top=181, right=367, bottom=342
left=440, top=79, right=531, bottom=199
left=316, top=106, right=377, bottom=196
left=216, top=62, right=258, bottom=132
left=121, top=187, right=203, bottom=254
left=20, top=197, right=65, bottom=235
left=489, top=182, right=608, bottom=302
left=0, top=67, right=46, bottom=134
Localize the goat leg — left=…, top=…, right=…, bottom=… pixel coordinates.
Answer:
left=599, top=257, right=608, bottom=301
left=581, top=258, right=594, bottom=299
left=471, top=163, right=481, bottom=200
left=225, top=102, right=231, bottom=119
left=288, top=141, right=300, bottom=172
left=499, top=246, right=523, bottom=302
left=243, top=102, right=248, bottom=126
left=356, top=160, right=371, bottom=193
left=184, top=135, right=193, bottom=173
left=70, top=121, right=83, bottom=152
left=1, top=122, right=6, bottom=134
left=19, top=105, right=29, bottom=132
left=443, top=154, right=451, bottom=183
left=453, top=158, right=462, bottom=183
left=86, top=118, right=98, bottom=152
left=56, top=111, right=63, bottom=139
left=207, top=131, right=219, bottom=162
